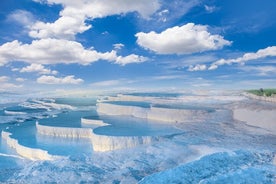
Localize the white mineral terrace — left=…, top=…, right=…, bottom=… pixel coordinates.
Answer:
left=96, top=103, right=209, bottom=123
left=100, top=94, right=245, bottom=104
left=2, top=100, right=211, bottom=160
left=36, top=122, right=93, bottom=138
left=1, top=131, right=56, bottom=161
left=1, top=115, right=159, bottom=160
left=233, top=108, right=276, bottom=134
left=80, top=118, right=109, bottom=127
left=36, top=121, right=157, bottom=152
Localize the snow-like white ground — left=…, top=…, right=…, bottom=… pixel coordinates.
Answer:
left=233, top=108, right=276, bottom=133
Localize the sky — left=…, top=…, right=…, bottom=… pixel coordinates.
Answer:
left=0, top=0, right=276, bottom=94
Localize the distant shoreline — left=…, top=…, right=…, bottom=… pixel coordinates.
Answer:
left=243, top=92, right=276, bottom=103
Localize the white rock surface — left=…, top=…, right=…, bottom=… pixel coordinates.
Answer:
left=97, top=103, right=209, bottom=123
left=1, top=131, right=55, bottom=160
left=36, top=122, right=155, bottom=152
left=233, top=108, right=276, bottom=134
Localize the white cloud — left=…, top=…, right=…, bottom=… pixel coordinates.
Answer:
left=159, top=54, right=217, bottom=70
left=91, top=80, right=121, bottom=87
left=136, top=23, right=231, bottom=55
left=0, top=39, right=112, bottom=65
left=209, top=46, right=276, bottom=70
left=20, top=63, right=58, bottom=75
left=192, top=83, right=212, bottom=87
left=237, top=79, right=276, bottom=89
left=153, top=0, right=200, bottom=26
left=204, top=5, right=216, bottom=13
left=208, top=64, right=218, bottom=70
left=40, top=0, right=160, bottom=19
left=15, top=78, right=26, bottom=82
left=181, top=54, right=217, bottom=65
left=113, top=43, right=124, bottom=50
left=0, top=83, right=23, bottom=91
left=0, top=76, right=9, bottom=82
left=157, top=9, right=169, bottom=22
left=0, top=38, right=146, bottom=66
left=0, top=76, right=22, bottom=91
left=158, top=9, right=169, bottom=16
left=7, top=10, right=35, bottom=26
left=241, top=65, right=276, bottom=76
left=188, top=64, right=207, bottom=71
left=115, top=54, right=148, bottom=66
left=35, top=0, right=160, bottom=18
left=102, top=31, right=109, bottom=35
left=30, top=0, right=160, bottom=39
left=29, top=16, right=91, bottom=40
left=11, top=68, right=20, bottom=72
left=37, top=75, right=83, bottom=84
left=91, top=79, right=134, bottom=87
left=187, top=46, right=276, bottom=72
left=153, top=75, right=183, bottom=80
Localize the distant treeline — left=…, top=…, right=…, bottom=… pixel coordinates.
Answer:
left=247, top=88, right=276, bottom=97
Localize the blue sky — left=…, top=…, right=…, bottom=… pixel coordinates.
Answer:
left=0, top=0, right=275, bottom=93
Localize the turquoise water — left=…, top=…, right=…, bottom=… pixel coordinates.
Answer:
left=39, top=110, right=97, bottom=127
left=93, top=115, right=182, bottom=136
left=55, top=97, right=97, bottom=107
left=105, top=101, right=151, bottom=108
left=126, top=92, right=183, bottom=97
left=153, top=103, right=215, bottom=112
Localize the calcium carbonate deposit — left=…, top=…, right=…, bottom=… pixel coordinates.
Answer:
left=0, top=91, right=275, bottom=183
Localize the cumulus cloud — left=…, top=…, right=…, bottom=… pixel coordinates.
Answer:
left=30, top=0, right=160, bottom=39
left=11, top=68, right=20, bottom=72
left=0, top=38, right=147, bottom=66
left=29, top=16, right=91, bottom=40
left=0, top=38, right=112, bottom=65
left=208, top=64, right=218, bottom=70
left=209, top=46, right=276, bottom=70
left=20, top=63, right=58, bottom=75
left=7, top=10, right=35, bottom=26
left=0, top=76, right=22, bottom=91
left=15, top=78, right=26, bottom=82
left=37, top=75, right=83, bottom=84
left=136, top=23, right=231, bottom=55
left=115, top=54, right=148, bottom=66
left=0, top=76, right=9, bottom=82
left=0, top=83, right=22, bottom=91
left=188, top=64, right=207, bottom=71
left=39, top=0, right=160, bottom=18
